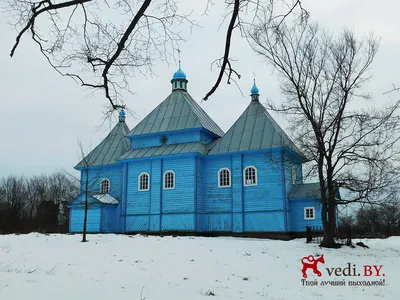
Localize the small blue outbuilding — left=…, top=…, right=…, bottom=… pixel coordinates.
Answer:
left=68, top=66, right=338, bottom=234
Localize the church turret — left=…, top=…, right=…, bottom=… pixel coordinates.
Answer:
left=119, top=109, right=126, bottom=122
left=251, top=80, right=260, bottom=101
left=171, top=63, right=188, bottom=91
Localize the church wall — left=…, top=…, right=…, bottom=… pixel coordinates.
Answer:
left=125, top=160, right=152, bottom=231
left=199, top=151, right=289, bottom=232
left=289, top=198, right=323, bottom=232
left=200, top=155, right=233, bottom=231
left=81, top=165, right=123, bottom=199
left=69, top=207, right=101, bottom=233
left=242, top=152, right=287, bottom=232
left=124, top=156, right=196, bottom=232
left=161, top=156, right=196, bottom=231
left=196, top=156, right=203, bottom=231
left=101, top=206, right=119, bottom=232
left=231, top=154, right=244, bottom=232
left=130, top=129, right=202, bottom=149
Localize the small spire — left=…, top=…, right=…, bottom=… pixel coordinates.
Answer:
left=251, top=79, right=260, bottom=101
left=119, top=109, right=126, bottom=122
left=171, top=57, right=188, bottom=91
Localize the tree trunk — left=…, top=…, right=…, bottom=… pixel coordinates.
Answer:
left=82, top=171, right=88, bottom=243
left=321, top=165, right=337, bottom=248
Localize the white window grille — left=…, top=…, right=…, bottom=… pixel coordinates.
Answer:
left=163, top=170, right=175, bottom=189
left=138, top=172, right=150, bottom=191
left=304, top=207, right=315, bottom=220
left=100, top=178, right=110, bottom=194
left=218, top=168, right=231, bottom=188
left=244, top=166, right=257, bottom=186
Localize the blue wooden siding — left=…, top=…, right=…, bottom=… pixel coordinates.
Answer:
left=71, top=145, right=319, bottom=234
left=161, top=157, right=196, bottom=231
left=81, top=165, right=123, bottom=198
left=284, top=160, right=294, bottom=232
left=289, top=198, right=322, bottom=232
left=202, top=155, right=232, bottom=232
left=232, top=154, right=243, bottom=232
left=124, top=156, right=196, bottom=232
left=130, top=129, right=202, bottom=149
left=125, top=160, right=151, bottom=231
left=244, top=212, right=285, bottom=231
left=150, top=159, right=162, bottom=231
left=242, top=152, right=285, bottom=211
left=70, top=207, right=101, bottom=233
left=196, top=156, right=203, bottom=231
left=101, top=206, right=118, bottom=232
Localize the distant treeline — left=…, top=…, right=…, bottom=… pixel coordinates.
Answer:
left=338, top=201, right=400, bottom=236
left=0, top=172, right=79, bottom=234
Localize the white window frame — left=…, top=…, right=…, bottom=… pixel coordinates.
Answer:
left=304, top=207, right=316, bottom=220
left=243, top=166, right=258, bottom=186
left=100, top=178, right=110, bottom=194
left=218, top=168, right=231, bottom=188
left=163, top=170, right=175, bottom=190
left=138, top=172, right=150, bottom=191
left=292, top=166, right=297, bottom=185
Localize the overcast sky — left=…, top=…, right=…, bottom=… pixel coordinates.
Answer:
left=1, top=0, right=399, bottom=178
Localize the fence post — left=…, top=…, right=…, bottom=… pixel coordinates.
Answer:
left=306, top=226, right=312, bottom=243
left=346, top=225, right=352, bottom=246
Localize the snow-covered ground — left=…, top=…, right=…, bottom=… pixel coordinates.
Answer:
left=0, top=234, right=398, bottom=300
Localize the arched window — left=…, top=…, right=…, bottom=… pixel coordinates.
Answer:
left=218, top=168, right=231, bottom=188
left=163, top=170, right=175, bottom=189
left=138, top=172, right=150, bottom=191
left=244, top=166, right=257, bottom=186
left=100, top=178, right=110, bottom=194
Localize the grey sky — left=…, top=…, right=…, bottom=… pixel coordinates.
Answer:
left=1, top=0, right=399, bottom=178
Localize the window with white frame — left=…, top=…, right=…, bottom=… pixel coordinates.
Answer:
left=100, top=178, right=110, bottom=194
left=304, top=207, right=315, bottom=220
left=163, top=170, right=175, bottom=189
left=292, top=166, right=297, bottom=184
left=138, top=172, right=150, bottom=191
left=218, top=168, right=231, bottom=187
left=244, top=166, right=257, bottom=186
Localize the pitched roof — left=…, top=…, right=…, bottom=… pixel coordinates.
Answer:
left=289, top=183, right=321, bottom=199
left=126, top=90, right=224, bottom=137
left=208, top=100, right=304, bottom=156
left=75, top=121, right=130, bottom=168
left=118, top=142, right=207, bottom=160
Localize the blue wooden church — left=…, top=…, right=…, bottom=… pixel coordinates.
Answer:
left=68, top=66, right=326, bottom=234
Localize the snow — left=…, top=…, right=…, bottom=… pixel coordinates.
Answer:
left=0, top=234, right=398, bottom=300
left=92, top=193, right=118, bottom=204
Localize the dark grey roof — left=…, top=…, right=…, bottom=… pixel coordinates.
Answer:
left=127, top=90, right=224, bottom=137
left=118, top=142, right=207, bottom=160
left=289, top=183, right=321, bottom=198
left=75, top=121, right=130, bottom=168
left=208, top=100, right=305, bottom=156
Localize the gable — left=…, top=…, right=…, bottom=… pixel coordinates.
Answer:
left=127, top=90, right=224, bottom=137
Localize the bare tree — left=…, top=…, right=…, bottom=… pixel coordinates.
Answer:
left=249, top=14, right=400, bottom=247
left=4, top=0, right=308, bottom=112
left=0, top=173, right=78, bottom=233
left=63, top=141, right=111, bottom=242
